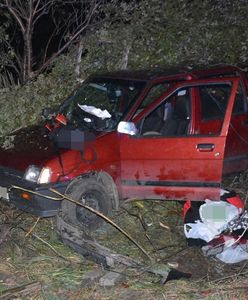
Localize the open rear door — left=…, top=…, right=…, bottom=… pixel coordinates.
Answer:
left=119, top=77, right=239, bottom=201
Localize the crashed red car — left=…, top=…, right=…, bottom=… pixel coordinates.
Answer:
left=0, top=65, right=248, bottom=228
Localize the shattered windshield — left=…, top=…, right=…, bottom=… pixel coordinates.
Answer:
left=59, top=78, right=145, bottom=131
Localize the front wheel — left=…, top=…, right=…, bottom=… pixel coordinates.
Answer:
left=60, top=176, right=112, bottom=231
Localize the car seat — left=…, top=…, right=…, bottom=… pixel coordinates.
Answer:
left=161, top=96, right=190, bottom=136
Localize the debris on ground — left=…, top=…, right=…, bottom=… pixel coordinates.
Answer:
left=183, top=189, right=248, bottom=264
left=0, top=173, right=247, bottom=299
left=0, top=281, right=41, bottom=300
left=57, top=213, right=191, bottom=284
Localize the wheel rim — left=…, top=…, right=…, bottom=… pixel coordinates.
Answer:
left=76, top=191, right=100, bottom=224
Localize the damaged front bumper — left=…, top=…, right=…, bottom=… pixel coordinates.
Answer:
left=0, top=166, right=67, bottom=217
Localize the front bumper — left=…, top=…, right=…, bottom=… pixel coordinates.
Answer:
left=0, top=166, right=68, bottom=217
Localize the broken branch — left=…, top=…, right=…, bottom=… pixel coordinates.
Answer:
left=51, top=188, right=152, bottom=261
left=11, top=185, right=152, bottom=261
left=0, top=281, right=41, bottom=300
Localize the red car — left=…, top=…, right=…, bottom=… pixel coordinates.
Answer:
left=0, top=65, right=248, bottom=228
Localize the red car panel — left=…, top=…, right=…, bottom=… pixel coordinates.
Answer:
left=0, top=65, right=247, bottom=217
left=120, top=78, right=239, bottom=201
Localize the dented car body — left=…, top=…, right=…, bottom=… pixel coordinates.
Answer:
left=0, top=65, right=248, bottom=218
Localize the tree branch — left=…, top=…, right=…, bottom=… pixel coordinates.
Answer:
left=37, top=1, right=100, bottom=74
left=5, top=0, right=26, bottom=33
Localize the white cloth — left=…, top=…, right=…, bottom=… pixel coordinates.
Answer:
left=184, top=200, right=240, bottom=242
left=78, top=104, right=111, bottom=119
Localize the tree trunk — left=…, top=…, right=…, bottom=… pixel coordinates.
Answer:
left=120, top=40, right=131, bottom=70
left=75, top=40, right=85, bottom=79
left=23, top=29, right=33, bottom=83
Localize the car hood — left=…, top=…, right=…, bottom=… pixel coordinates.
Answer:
left=0, top=125, right=55, bottom=172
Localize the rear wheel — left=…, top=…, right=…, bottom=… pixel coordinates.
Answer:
left=60, top=175, right=112, bottom=231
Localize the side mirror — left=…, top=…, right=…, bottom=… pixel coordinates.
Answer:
left=117, top=121, right=138, bottom=136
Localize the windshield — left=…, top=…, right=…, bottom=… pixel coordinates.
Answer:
left=59, top=77, right=145, bottom=131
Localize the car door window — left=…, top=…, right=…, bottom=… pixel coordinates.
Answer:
left=198, top=83, right=233, bottom=135
left=200, top=84, right=230, bottom=120
left=140, top=88, right=191, bottom=136
left=132, top=82, right=170, bottom=118
left=232, top=82, right=247, bottom=114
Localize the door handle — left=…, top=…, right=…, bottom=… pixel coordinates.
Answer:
left=197, top=143, right=215, bottom=152
left=242, top=119, right=248, bottom=126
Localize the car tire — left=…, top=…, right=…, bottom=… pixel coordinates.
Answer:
left=60, top=175, right=112, bottom=231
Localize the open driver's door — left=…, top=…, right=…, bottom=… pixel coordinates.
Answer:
left=119, top=78, right=239, bottom=201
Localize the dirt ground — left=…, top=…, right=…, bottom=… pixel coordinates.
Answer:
left=0, top=172, right=248, bottom=300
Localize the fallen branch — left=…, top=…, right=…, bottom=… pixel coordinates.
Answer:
left=11, top=185, right=62, bottom=201
left=121, top=205, right=156, bottom=251
left=11, top=185, right=152, bottom=261
left=186, top=285, right=248, bottom=297
left=51, top=188, right=152, bottom=261
left=18, top=226, right=69, bottom=262
left=209, top=270, right=248, bottom=283
left=25, top=216, right=40, bottom=237
left=11, top=185, right=189, bottom=284
left=0, top=281, right=41, bottom=300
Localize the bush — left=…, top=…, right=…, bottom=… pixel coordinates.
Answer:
left=0, top=55, right=77, bottom=136
left=1, top=0, right=248, bottom=136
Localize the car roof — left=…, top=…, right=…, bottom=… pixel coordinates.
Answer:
left=91, top=64, right=243, bottom=82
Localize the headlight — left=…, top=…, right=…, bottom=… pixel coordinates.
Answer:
left=38, top=167, right=52, bottom=184
left=24, top=165, right=41, bottom=182
left=24, top=165, right=52, bottom=184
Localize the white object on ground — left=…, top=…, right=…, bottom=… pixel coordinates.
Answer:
left=184, top=220, right=219, bottom=242
left=184, top=200, right=240, bottom=243
left=184, top=198, right=248, bottom=263
left=199, top=200, right=240, bottom=234
left=216, top=243, right=248, bottom=263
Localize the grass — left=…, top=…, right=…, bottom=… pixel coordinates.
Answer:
left=0, top=172, right=247, bottom=299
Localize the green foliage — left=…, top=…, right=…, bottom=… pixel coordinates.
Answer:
left=1, top=0, right=248, bottom=136
left=0, top=55, right=77, bottom=136
left=83, top=0, right=248, bottom=70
